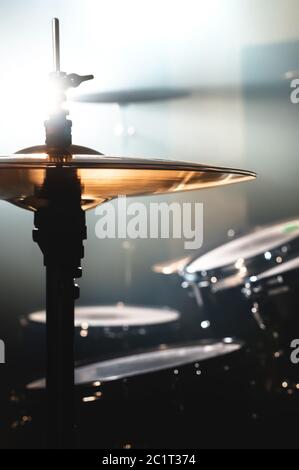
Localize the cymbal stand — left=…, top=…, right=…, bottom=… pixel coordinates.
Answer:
left=32, top=18, right=93, bottom=448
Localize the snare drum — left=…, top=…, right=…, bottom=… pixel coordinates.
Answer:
left=182, top=219, right=299, bottom=342
left=21, top=304, right=181, bottom=380
left=8, top=340, right=268, bottom=449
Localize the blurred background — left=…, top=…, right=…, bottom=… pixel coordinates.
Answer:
left=0, top=0, right=299, bottom=406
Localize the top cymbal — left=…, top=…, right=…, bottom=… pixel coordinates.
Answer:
left=72, top=87, right=190, bottom=105
left=0, top=145, right=256, bottom=211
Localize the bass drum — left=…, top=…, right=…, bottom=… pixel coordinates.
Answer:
left=182, top=219, right=299, bottom=343
left=7, top=340, right=270, bottom=449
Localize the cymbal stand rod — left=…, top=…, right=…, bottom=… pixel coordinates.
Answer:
left=46, top=18, right=94, bottom=150
left=52, top=18, right=60, bottom=73
left=33, top=169, right=86, bottom=448
left=45, top=265, right=76, bottom=448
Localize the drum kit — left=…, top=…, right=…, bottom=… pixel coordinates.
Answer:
left=1, top=18, right=298, bottom=450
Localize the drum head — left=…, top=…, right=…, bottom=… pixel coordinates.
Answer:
left=28, top=340, right=242, bottom=389
left=186, top=220, right=299, bottom=274
left=28, top=304, right=180, bottom=328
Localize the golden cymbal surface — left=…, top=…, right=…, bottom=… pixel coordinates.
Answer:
left=0, top=146, right=256, bottom=211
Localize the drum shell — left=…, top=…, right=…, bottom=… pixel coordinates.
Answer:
left=74, top=320, right=181, bottom=360
left=193, top=283, right=263, bottom=344
left=182, top=233, right=299, bottom=341
left=21, top=318, right=181, bottom=381
left=251, top=268, right=299, bottom=350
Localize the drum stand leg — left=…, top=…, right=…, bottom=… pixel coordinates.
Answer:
left=33, top=173, right=86, bottom=449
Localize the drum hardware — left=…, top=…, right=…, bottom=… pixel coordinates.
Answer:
left=179, top=271, right=205, bottom=309
left=247, top=302, right=267, bottom=332
left=122, top=241, right=135, bottom=291
left=153, top=262, right=214, bottom=343
left=23, top=19, right=95, bottom=449
left=0, top=17, right=255, bottom=449
left=187, top=281, right=204, bottom=308
left=173, top=274, right=213, bottom=335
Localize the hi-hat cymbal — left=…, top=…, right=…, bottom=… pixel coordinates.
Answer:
left=0, top=145, right=256, bottom=211
left=72, top=87, right=190, bottom=105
